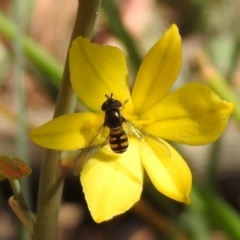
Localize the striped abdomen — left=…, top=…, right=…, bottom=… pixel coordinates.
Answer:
left=109, top=128, right=128, bottom=153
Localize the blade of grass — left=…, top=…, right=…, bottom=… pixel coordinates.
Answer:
left=0, top=10, right=63, bottom=85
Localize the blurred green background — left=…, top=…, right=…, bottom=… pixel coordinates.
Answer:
left=0, top=0, right=240, bottom=239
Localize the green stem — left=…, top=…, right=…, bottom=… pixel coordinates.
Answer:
left=0, top=10, right=63, bottom=85
left=9, top=180, right=29, bottom=212
left=14, top=0, right=28, bottom=168
left=9, top=180, right=35, bottom=236
left=13, top=1, right=31, bottom=238
left=32, top=1, right=102, bottom=240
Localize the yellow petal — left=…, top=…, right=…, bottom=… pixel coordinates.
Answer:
left=81, top=138, right=143, bottom=222
left=141, top=139, right=191, bottom=203
left=69, top=37, right=133, bottom=114
left=132, top=24, right=182, bottom=115
left=29, top=112, right=103, bottom=150
left=142, top=83, right=234, bottom=145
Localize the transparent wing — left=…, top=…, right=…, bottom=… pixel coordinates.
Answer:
left=124, top=120, right=171, bottom=157
left=73, top=125, right=109, bottom=176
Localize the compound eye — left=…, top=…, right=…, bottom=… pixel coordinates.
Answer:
left=101, top=102, right=108, bottom=111
left=113, top=100, right=122, bottom=108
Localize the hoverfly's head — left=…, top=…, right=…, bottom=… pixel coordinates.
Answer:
left=101, top=93, right=122, bottom=111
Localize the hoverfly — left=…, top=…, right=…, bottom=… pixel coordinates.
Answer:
left=73, top=93, right=170, bottom=176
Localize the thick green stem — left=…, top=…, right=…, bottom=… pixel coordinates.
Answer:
left=33, top=1, right=102, bottom=240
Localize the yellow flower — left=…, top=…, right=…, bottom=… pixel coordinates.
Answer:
left=30, top=24, right=234, bottom=223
